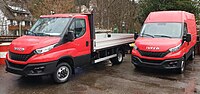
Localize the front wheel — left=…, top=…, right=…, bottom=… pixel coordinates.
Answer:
left=52, top=63, right=72, bottom=83
left=177, top=57, right=186, bottom=74
left=110, top=50, right=124, bottom=64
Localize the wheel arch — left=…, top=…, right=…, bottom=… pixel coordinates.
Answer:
left=58, top=56, right=75, bottom=74
left=117, top=45, right=127, bottom=57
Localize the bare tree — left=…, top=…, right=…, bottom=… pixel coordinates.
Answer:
left=93, top=0, right=140, bottom=33
left=15, top=0, right=141, bottom=32
left=27, top=0, right=75, bottom=18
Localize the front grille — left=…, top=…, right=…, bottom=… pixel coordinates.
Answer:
left=9, top=51, right=35, bottom=61
left=8, top=61, right=26, bottom=69
left=138, top=49, right=170, bottom=58
left=140, top=58, right=163, bottom=64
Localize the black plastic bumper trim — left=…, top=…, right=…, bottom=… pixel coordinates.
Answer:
left=131, top=55, right=182, bottom=69
left=5, top=60, right=58, bottom=76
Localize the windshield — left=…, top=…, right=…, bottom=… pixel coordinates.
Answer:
left=140, top=23, right=183, bottom=38
left=29, top=18, right=71, bottom=36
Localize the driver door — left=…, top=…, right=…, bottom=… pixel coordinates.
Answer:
left=69, top=18, right=91, bottom=67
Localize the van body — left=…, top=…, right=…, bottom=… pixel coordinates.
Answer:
left=132, top=11, right=197, bottom=73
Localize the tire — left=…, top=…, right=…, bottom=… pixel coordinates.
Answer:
left=52, top=63, right=72, bottom=83
left=177, top=57, right=186, bottom=74
left=188, top=49, right=195, bottom=60
left=110, top=50, right=124, bottom=64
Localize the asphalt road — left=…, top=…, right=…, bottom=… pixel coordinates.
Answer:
left=0, top=54, right=200, bottom=94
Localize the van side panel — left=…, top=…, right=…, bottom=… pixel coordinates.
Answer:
left=185, top=15, right=197, bottom=51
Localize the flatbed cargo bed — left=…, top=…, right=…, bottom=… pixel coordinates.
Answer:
left=94, top=33, right=134, bottom=51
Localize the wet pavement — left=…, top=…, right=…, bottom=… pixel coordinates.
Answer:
left=0, top=54, right=200, bottom=94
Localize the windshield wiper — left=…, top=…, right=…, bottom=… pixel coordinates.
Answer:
left=142, top=34, right=154, bottom=38
left=154, top=35, right=172, bottom=38
left=34, top=33, right=51, bottom=36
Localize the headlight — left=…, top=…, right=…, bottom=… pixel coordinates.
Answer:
left=35, top=44, right=56, bottom=54
left=169, top=44, right=182, bottom=52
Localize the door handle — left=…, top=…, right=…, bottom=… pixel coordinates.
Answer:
left=86, top=41, right=89, bottom=47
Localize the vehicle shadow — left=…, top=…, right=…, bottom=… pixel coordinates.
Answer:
left=15, top=62, right=108, bottom=86
left=133, top=67, right=186, bottom=81
left=15, top=75, right=59, bottom=88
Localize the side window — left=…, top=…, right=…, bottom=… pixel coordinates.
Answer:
left=69, top=19, right=86, bottom=38
left=75, top=19, right=86, bottom=38
left=183, top=23, right=188, bottom=35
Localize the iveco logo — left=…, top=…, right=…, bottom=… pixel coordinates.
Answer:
left=146, top=47, right=160, bottom=50
left=14, top=47, right=25, bottom=52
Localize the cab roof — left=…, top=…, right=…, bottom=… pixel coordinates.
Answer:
left=145, top=11, right=195, bottom=23
left=40, top=13, right=91, bottom=18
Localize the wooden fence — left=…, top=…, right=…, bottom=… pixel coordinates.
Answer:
left=0, top=36, right=19, bottom=43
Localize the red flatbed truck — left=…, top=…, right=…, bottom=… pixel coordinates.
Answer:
left=132, top=11, right=197, bottom=73
left=5, top=13, right=134, bottom=83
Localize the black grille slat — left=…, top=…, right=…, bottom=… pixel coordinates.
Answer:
left=8, top=61, right=26, bottom=69
left=138, top=50, right=169, bottom=58
left=9, top=51, right=35, bottom=61
left=140, top=58, right=163, bottom=64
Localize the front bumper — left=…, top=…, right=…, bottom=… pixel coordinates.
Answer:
left=131, top=55, right=182, bottom=69
left=5, top=60, right=57, bottom=76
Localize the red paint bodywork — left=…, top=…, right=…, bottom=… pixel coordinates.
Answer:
left=132, top=11, right=197, bottom=61
left=6, top=14, right=91, bottom=65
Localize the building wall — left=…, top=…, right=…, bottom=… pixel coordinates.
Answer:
left=0, top=10, right=9, bottom=36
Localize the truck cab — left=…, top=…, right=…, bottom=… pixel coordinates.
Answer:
left=6, top=14, right=92, bottom=83
left=132, top=11, right=197, bottom=73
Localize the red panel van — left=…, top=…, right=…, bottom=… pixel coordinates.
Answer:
left=132, top=11, right=197, bottom=73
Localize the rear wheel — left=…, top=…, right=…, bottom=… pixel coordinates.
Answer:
left=189, top=49, right=195, bottom=60
left=110, top=50, right=123, bottom=64
left=177, top=57, right=186, bottom=74
left=52, top=63, right=72, bottom=83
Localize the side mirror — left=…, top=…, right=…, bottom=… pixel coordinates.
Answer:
left=183, top=33, right=191, bottom=42
left=65, top=31, right=75, bottom=41
left=134, top=32, right=139, bottom=40
left=197, top=35, right=200, bottom=42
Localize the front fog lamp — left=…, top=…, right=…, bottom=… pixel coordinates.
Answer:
left=35, top=44, right=56, bottom=54
left=29, top=66, right=45, bottom=74
left=169, top=44, right=181, bottom=52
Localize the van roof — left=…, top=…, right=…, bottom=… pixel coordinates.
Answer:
left=145, top=11, right=195, bottom=23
